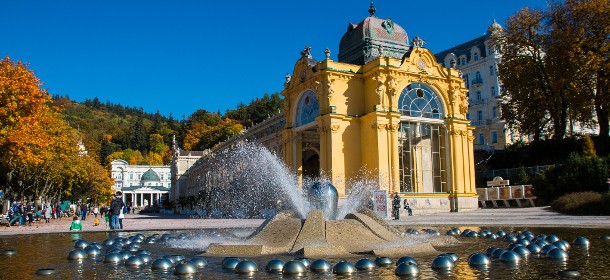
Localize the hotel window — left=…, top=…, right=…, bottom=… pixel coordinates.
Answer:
left=474, top=53, right=479, bottom=61
left=475, top=71, right=482, bottom=81
left=476, top=91, right=482, bottom=100
left=130, top=173, right=133, bottom=180
left=160, top=174, right=164, bottom=180
left=492, top=131, right=498, bottom=143
left=479, top=133, right=485, bottom=145
left=492, top=107, right=497, bottom=118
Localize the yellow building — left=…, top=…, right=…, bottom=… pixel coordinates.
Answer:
left=280, top=6, right=477, bottom=212
left=172, top=5, right=478, bottom=213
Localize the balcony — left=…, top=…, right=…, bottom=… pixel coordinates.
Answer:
left=471, top=78, right=483, bottom=86
left=468, top=98, right=487, bottom=106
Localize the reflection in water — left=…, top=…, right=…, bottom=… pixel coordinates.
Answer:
left=0, top=227, right=608, bottom=279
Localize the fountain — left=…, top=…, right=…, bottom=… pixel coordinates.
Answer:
left=199, top=142, right=456, bottom=257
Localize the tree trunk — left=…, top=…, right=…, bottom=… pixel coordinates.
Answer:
left=595, top=73, right=609, bottom=137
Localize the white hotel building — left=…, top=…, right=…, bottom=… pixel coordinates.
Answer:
left=110, top=159, right=171, bottom=208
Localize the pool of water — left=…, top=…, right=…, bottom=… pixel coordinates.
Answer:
left=0, top=226, right=608, bottom=279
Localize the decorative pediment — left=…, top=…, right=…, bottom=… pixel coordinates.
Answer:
left=400, top=47, right=446, bottom=78
left=284, top=47, right=319, bottom=90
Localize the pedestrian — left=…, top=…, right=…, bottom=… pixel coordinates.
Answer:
left=392, top=192, right=401, bottom=220
left=93, top=206, right=99, bottom=218
left=80, top=204, right=88, bottom=221
left=25, top=201, right=34, bottom=226
left=44, top=204, right=52, bottom=223
left=9, top=202, right=20, bottom=226
left=18, top=202, right=25, bottom=225
left=109, top=191, right=125, bottom=230
left=119, top=205, right=126, bottom=229
left=403, top=199, right=413, bottom=216
left=104, top=209, right=110, bottom=229
left=70, top=216, right=82, bottom=231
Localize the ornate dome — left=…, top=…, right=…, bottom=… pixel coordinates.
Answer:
left=141, top=168, right=161, bottom=182
left=487, top=19, right=503, bottom=35
left=338, top=3, right=410, bottom=65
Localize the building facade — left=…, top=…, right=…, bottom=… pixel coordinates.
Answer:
left=172, top=5, right=478, bottom=213
left=435, top=21, right=518, bottom=151
left=110, top=159, right=171, bottom=207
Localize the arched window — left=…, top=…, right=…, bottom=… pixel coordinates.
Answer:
left=295, top=90, right=319, bottom=127
left=397, top=83, right=444, bottom=119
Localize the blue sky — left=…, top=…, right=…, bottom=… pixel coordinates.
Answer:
left=2, top=0, right=546, bottom=119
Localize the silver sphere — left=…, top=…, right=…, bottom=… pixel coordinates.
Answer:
left=536, top=240, right=550, bottom=248
left=119, top=251, right=131, bottom=261
left=553, top=241, right=569, bottom=251
left=265, top=259, right=285, bottom=272
left=355, top=258, right=376, bottom=271
left=512, top=246, right=531, bottom=257
left=307, top=181, right=338, bottom=220
left=468, top=253, right=491, bottom=266
left=374, top=256, right=393, bottom=267
left=104, top=252, right=122, bottom=264
left=526, top=244, right=542, bottom=254
left=557, top=269, right=581, bottom=278
left=504, top=235, right=518, bottom=242
left=90, top=242, right=103, bottom=249
left=282, top=260, right=306, bottom=275
left=508, top=243, right=524, bottom=250
left=406, top=228, right=420, bottom=235
left=601, top=235, right=610, bottom=240
left=190, top=257, right=207, bottom=268
left=496, top=230, right=507, bottom=237
left=140, top=254, right=152, bottom=264
left=164, top=254, right=184, bottom=263
left=546, top=235, right=560, bottom=243
left=125, top=255, right=145, bottom=267
left=222, top=257, right=240, bottom=270
left=107, top=247, right=122, bottom=254
left=2, top=250, right=17, bottom=256
left=486, top=247, right=498, bottom=256
left=309, top=259, right=331, bottom=273
left=84, top=246, right=102, bottom=257
left=102, top=238, right=113, bottom=246
left=573, top=236, right=590, bottom=246
left=235, top=260, right=258, bottom=275
left=36, top=268, right=56, bottom=275
left=446, top=229, right=457, bottom=236
left=67, top=249, right=87, bottom=260
left=137, top=250, right=150, bottom=256
left=74, top=240, right=89, bottom=249
left=174, top=261, right=198, bottom=275
left=467, top=231, right=479, bottom=238
left=541, top=244, right=558, bottom=254
left=486, top=233, right=498, bottom=240
left=431, top=256, right=454, bottom=270
left=333, top=261, right=356, bottom=275
left=145, top=237, right=156, bottom=244
left=516, top=239, right=530, bottom=246
left=491, top=248, right=507, bottom=258
left=443, top=253, right=459, bottom=262
left=295, top=258, right=311, bottom=268
left=547, top=248, right=568, bottom=260
left=397, top=256, right=417, bottom=266
left=500, top=251, right=521, bottom=263
left=151, top=258, right=173, bottom=270
left=395, top=262, right=420, bottom=276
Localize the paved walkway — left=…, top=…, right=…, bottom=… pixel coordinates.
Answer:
left=0, top=207, right=607, bottom=237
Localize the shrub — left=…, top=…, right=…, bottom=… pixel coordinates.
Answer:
left=551, top=192, right=610, bottom=215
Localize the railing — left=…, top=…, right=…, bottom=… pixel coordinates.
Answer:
left=471, top=78, right=483, bottom=86
left=468, top=98, right=487, bottom=106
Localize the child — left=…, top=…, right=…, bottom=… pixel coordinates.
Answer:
left=94, top=216, right=100, bottom=226
left=104, top=210, right=110, bottom=229
left=70, top=216, right=82, bottom=231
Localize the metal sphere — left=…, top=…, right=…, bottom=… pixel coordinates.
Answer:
left=165, top=254, right=185, bottom=263
left=333, top=261, right=356, bottom=275
left=307, top=181, right=338, bottom=219
left=406, top=228, right=420, bottom=235
left=516, top=239, right=530, bottom=246
left=553, top=241, right=569, bottom=251
left=84, top=246, right=102, bottom=257
left=541, top=244, right=558, bottom=254
left=557, top=269, right=581, bottom=278
left=151, top=258, right=173, bottom=270
left=125, top=255, right=145, bottom=267
left=36, top=268, right=56, bottom=275
left=295, top=258, right=311, bottom=268
left=222, top=257, right=241, bottom=270
left=89, top=242, right=103, bottom=250
left=504, top=235, right=518, bottom=242
left=431, top=256, right=454, bottom=270
left=137, top=249, right=150, bottom=256
left=491, top=248, right=507, bottom=258
left=486, top=247, right=498, bottom=256
left=140, top=254, right=152, bottom=264
left=508, top=243, right=524, bottom=250
left=468, top=253, right=491, bottom=266
left=355, top=258, right=376, bottom=271
left=395, top=263, right=420, bottom=276
left=536, top=240, right=550, bottom=248
left=104, top=252, right=122, bottom=264
left=2, top=250, right=17, bottom=256
left=174, top=261, right=198, bottom=275
left=107, top=248, right=122, bottom=254
left=145, top=237, right=156, bottom=244
left=443, top=253, right=459, bottom=262
left=235, top=260, right=258, bottom=275
left=74, top=240, right=89, bottom=249
left=67, top=249, right=87, bottom=260
left=126, top=244, right=140, bottom=253
left=446, top=229, right=457, bottom=236
left=119, top=251, right=131, bottom=261
left=462, top=229, right=472, bottom=235
left=190, top=257, right=207, bottom=268
left=496, top=230, right=507, bottom=237
left=135, top=234, right=145, bottom=240
left=282, top=260, right=306, bottom=275
left=309, top=259, right=331, bottom=273
left=396, top=256, right=418, bottom=266
left=573, top=236, right=590, bottom=246
left=546, top=235, right=560, bottom=243
left=177, top=233, right=187, bottom=240
left=374, top=256, right=393, bottom=267
left=467, top=231, right=479, bottom=238
left=547, top=248, right=568, bottom=260
left=601, top=235, right=610, bottom=240
left=512, top=246, right=531, bottom=257
left=526, top=244, right=542, bottom=254
left=500, top=251, right=521, bottom=263
left=265, top=259, right=285, bottom=272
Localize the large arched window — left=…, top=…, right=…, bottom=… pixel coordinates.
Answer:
left=397, top=83, right=447, bottom=194
left=397, top=83, right=444, bottom=119
left=295, top=90, right=320, bottom=127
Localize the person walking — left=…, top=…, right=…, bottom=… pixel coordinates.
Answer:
left=110, top=192, right=125, bottom=230
left=9, top=202, right=20, bottom=226
left=25, top=201, right=34, bottom=225
left=403, top=199, right=413, bottom=216
left=80, top=204, right=88, bottom=221
left=391, top=192, right=401, bottom=220
left=44, top=204, right=52, bottom=223
left=118, top=205, right=125, bottom=229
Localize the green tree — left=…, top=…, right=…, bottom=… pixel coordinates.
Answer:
left=129, top=117, right=148, bottom=152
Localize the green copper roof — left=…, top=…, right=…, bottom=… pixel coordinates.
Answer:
left=141, top=168, right=161, bottom=182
